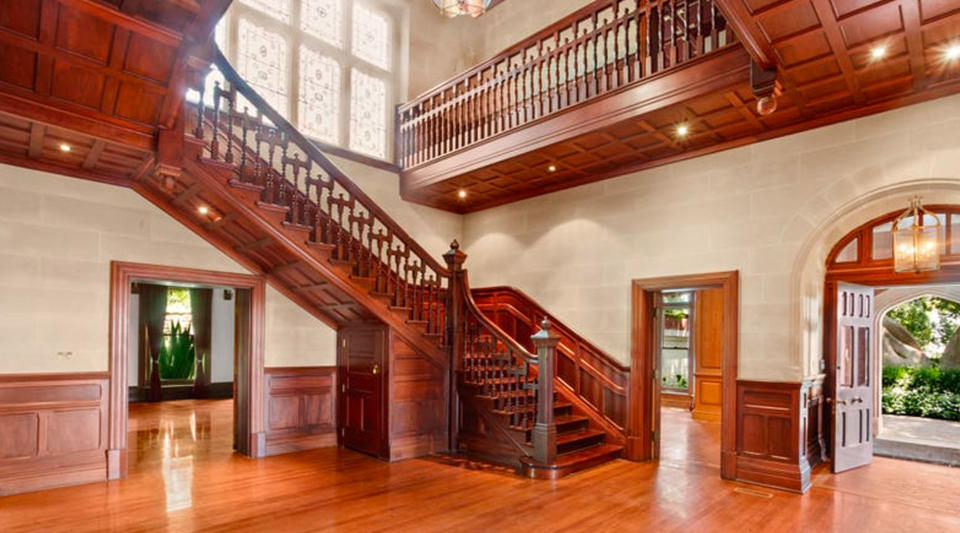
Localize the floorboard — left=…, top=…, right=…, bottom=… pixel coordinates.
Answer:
left=1, top=399, right=958, bottom=532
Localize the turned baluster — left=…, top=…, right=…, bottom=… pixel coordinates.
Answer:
left=194, top=82, right=205, bottom=140
left=211, top=81, right=223, bottom=159
left=223, top=90, right=235, bottom=164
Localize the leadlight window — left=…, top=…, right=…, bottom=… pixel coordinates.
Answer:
left=299, top=48, right=341, bottom=143
left=212, top=0, right=397, bottom=161
left=350, top=68, right=386, bottom=158
left=352, top=4, right=390, bottom=70
left=240, top=0, right=292, bottom=24
left=301, top=0, right=343, bottom=47
left=237, top=18, right=289, bottom=116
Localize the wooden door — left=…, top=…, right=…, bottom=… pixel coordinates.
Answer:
left=832, top=283, right=875, bottom=473
left=338, top=325, right=387, bottom=458
left=692, top=288, right=723, bottom=421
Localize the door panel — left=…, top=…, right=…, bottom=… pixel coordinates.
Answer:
left=338, top=325, right=386, bottom=458
left=832, top=283, right=875, bottom=473
left=693, top=287, right=724, bottom=421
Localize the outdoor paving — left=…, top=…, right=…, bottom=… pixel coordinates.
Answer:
left=875, top=414, right=960, bottom=466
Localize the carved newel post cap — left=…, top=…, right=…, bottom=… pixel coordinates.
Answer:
left=444, top=239, right=467, bottom=269
left=532, top=316, right=560, bottom=343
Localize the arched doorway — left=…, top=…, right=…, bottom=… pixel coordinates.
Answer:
left=824, top=205, right=960, bottom=470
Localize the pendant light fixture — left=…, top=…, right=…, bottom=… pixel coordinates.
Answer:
left=892, top=197, right=942, bottom=273
left=432, top=0, right=492, bottom=18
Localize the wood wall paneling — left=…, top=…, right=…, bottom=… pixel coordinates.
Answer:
left=734, top=379, right=824, bottom=493
left=0, top=373, right=109, bottom=496
left=388, top=331, right=447, bottom=461
left=263, top=367, right=337, bottom=456
left=692, top=287, right=724, bottom=421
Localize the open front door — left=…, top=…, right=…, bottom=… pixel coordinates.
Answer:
left=831, top=283, right=875, bottom=473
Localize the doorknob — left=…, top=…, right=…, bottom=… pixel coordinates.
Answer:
left=372, top=363, right=380, bottom=375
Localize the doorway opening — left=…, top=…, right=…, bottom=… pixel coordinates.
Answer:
left=108, top=262, right=266, bottom=480
left=630, top=272, right=738, bottom=479
left=824, top=205, right=960, bottom=473
left=873, top=290, right=960, bottom=465
left=655, top=288, right=724, bottom=470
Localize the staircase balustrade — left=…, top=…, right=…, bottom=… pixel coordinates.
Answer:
left=396, top=0, right=734, bottom=169
left=187, top=50, right=450, bottom=340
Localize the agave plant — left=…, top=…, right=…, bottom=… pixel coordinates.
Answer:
left=158, top=321, right=196, bottom=380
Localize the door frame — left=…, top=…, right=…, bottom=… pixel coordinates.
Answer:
left=108, top=261, right=266, bottom=479
left=823, top=263, right=960, bottom=458
left=629, top=271, right=739, bottom=479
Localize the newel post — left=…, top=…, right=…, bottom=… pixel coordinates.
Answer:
left=443, top=240, right=467, bottom=451
left=532, top=317, right=560, bottom=464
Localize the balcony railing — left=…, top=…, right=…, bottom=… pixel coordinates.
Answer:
left=396, top=0, right=734, bottom=170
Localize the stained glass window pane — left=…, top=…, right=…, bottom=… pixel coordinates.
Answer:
left=299, top=47, right=341, bottom=144
left=349, top=69, right=386, bottom=158
left=302, top=0, right=343, bottom=48
left=240, top=0, right=291, bottom=24
left=237, top=18, right=288, bottom=116
left=352, top=4, right=390, bottom=70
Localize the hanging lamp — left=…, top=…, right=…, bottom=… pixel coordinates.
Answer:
left=432, top=0, right=492, bottom=18
left=892, top=197, right=942, bottom=273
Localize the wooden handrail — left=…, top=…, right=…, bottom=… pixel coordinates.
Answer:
left=396, top=0, right=734, bottom=170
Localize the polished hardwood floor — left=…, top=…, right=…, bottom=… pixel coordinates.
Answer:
left=2, top=400, right=959, bottom=532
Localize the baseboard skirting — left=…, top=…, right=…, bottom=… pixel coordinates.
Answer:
left=129, top=382, right=234, bottom=402
left=735, top=455, right=811, bottom=494
left=264, top=432, right=337, bottom=457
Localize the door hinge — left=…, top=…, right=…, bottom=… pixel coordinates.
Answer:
left=341, top=383, right=346, bottom=393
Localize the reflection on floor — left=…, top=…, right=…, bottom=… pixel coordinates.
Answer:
left=3, top=399, right=960, bottom=532
left=659, top=406, right=721, bottom=471
left=875, top=414, right=960, bottom=466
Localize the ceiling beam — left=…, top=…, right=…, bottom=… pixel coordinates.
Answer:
left=714, top=0, right=777, bottom=68
left=28, top=123, right=45, bottom=159
left=899, top=0, right=929, bottom=91
left=809, top=0, right=865, bottom=105
left=81, top=139, right=106, bottom=169
left=56, top=0, right=183, bottom=46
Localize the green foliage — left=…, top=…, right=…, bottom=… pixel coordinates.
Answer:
left=158, top=321, right=196, bottom=381
left=662, top=374, right=688, bottom=389
left=664, top=308, right=688, bottom=320
left=886, top=297, right=960, bottom=357
left=881, top=365, right=960, bottom=421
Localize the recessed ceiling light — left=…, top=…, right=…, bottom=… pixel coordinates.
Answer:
left=870, top=46, right=886, bottom=60
left=947, top=44, right=960, bottom=61
left=548, top=165, right=557, bottom=172
left=458, top=189, right=467, bottom=199
left=676, top=124, right=689, bottom=137
left=59, top=143, right=71, bottom=152
left=198, top=206, right=209, bottom=215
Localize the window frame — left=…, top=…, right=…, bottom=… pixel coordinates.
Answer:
left=218, top=0, right=400, bottom=164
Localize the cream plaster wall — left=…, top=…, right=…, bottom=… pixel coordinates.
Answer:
left=0, top=164, right=335, bottom=373
left=460, top=93, right=960, bottom=382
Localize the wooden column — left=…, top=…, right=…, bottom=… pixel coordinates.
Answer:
left=443, top=240, right=467, bottom=452
left=532, top=318, right=559, bottom=464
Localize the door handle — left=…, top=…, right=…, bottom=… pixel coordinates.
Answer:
left=372, top=363, right=380, bottom=375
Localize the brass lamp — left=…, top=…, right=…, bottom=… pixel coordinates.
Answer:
left=892, top=197, right=942, bottom=273
left=432, top=0, right=491, bottom=18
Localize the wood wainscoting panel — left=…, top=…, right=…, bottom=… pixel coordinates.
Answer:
left=735, top=379, right=824, bottom=493
left=0, top=373, right=109, bottom=496
left=692, top=287, right=724, bottom=421
left=387, top=332, right=447, bottom=461
left=263, top=367, right=337, bottom=456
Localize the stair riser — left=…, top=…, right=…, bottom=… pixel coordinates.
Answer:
left=557, top=433, right=606, bottom=455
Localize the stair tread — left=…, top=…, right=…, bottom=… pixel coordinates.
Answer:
left=555, top=443, right=623, bottom=463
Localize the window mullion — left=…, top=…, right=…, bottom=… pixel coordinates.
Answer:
left=291, top=4, right=302, bottom=135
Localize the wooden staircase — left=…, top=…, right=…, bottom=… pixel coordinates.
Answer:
left=150, top=47, right=625, bottom=477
